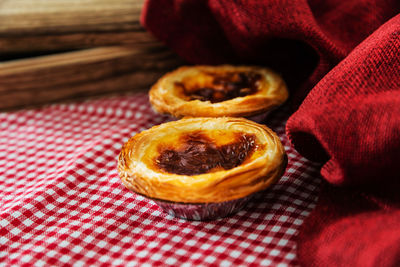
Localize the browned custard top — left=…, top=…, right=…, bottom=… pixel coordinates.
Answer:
left=156, top=132, right=256, bottom=175
left=177, top=71, right=262, bottom=103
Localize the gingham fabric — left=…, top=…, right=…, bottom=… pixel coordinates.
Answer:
left=0, top=92, right=321, bottom=266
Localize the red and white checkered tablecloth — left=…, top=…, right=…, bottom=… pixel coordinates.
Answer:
left=0, top=92, right=321, bottom=266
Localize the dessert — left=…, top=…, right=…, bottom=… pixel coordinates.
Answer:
left=149, top=65, right=288, bottom=119
left=118, top=117, right=287, bottom=220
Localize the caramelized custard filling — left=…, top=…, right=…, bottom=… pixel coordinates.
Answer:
left=177, top=71, right=262, bottom=103
left=156, top=132, right=256, bottom=175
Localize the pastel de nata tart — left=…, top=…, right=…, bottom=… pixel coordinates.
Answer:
left=149, top=65, right=289, bottom=119
left=118, top=117, right=287, bottom=220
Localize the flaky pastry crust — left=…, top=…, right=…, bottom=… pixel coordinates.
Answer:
left=118, top=117, right=287, bottom=203
left=149, top=65, right=289, bottom=118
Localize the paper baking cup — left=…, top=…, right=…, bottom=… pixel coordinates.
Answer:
left=149, top=195, right=255, bottom=221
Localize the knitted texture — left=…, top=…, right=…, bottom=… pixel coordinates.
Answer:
left=288, top=14, right=400, bottom=267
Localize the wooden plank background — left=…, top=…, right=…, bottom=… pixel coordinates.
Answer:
left=0, top=0, right=152, bottom=53
left=0, top=0, right=183, bottom=110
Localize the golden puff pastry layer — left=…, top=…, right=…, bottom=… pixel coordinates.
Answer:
left=149, top=65, right=289, bottom=118
left=118, top=117, right=287, bottom=203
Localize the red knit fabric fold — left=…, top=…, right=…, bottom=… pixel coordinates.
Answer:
left=287, top=15, right=400, bottom=185
left=141, top=0, right=400, bottom=266
left=287, top=14, right=400, bottom=266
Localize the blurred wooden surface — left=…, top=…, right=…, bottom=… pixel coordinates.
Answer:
left=0, top=31, right=156, bottom=55
left=0, top=0, right=184, bottom=110
left=0, top=46, right=182, bottom=110
left=0, top=0, right=153, bottom=54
